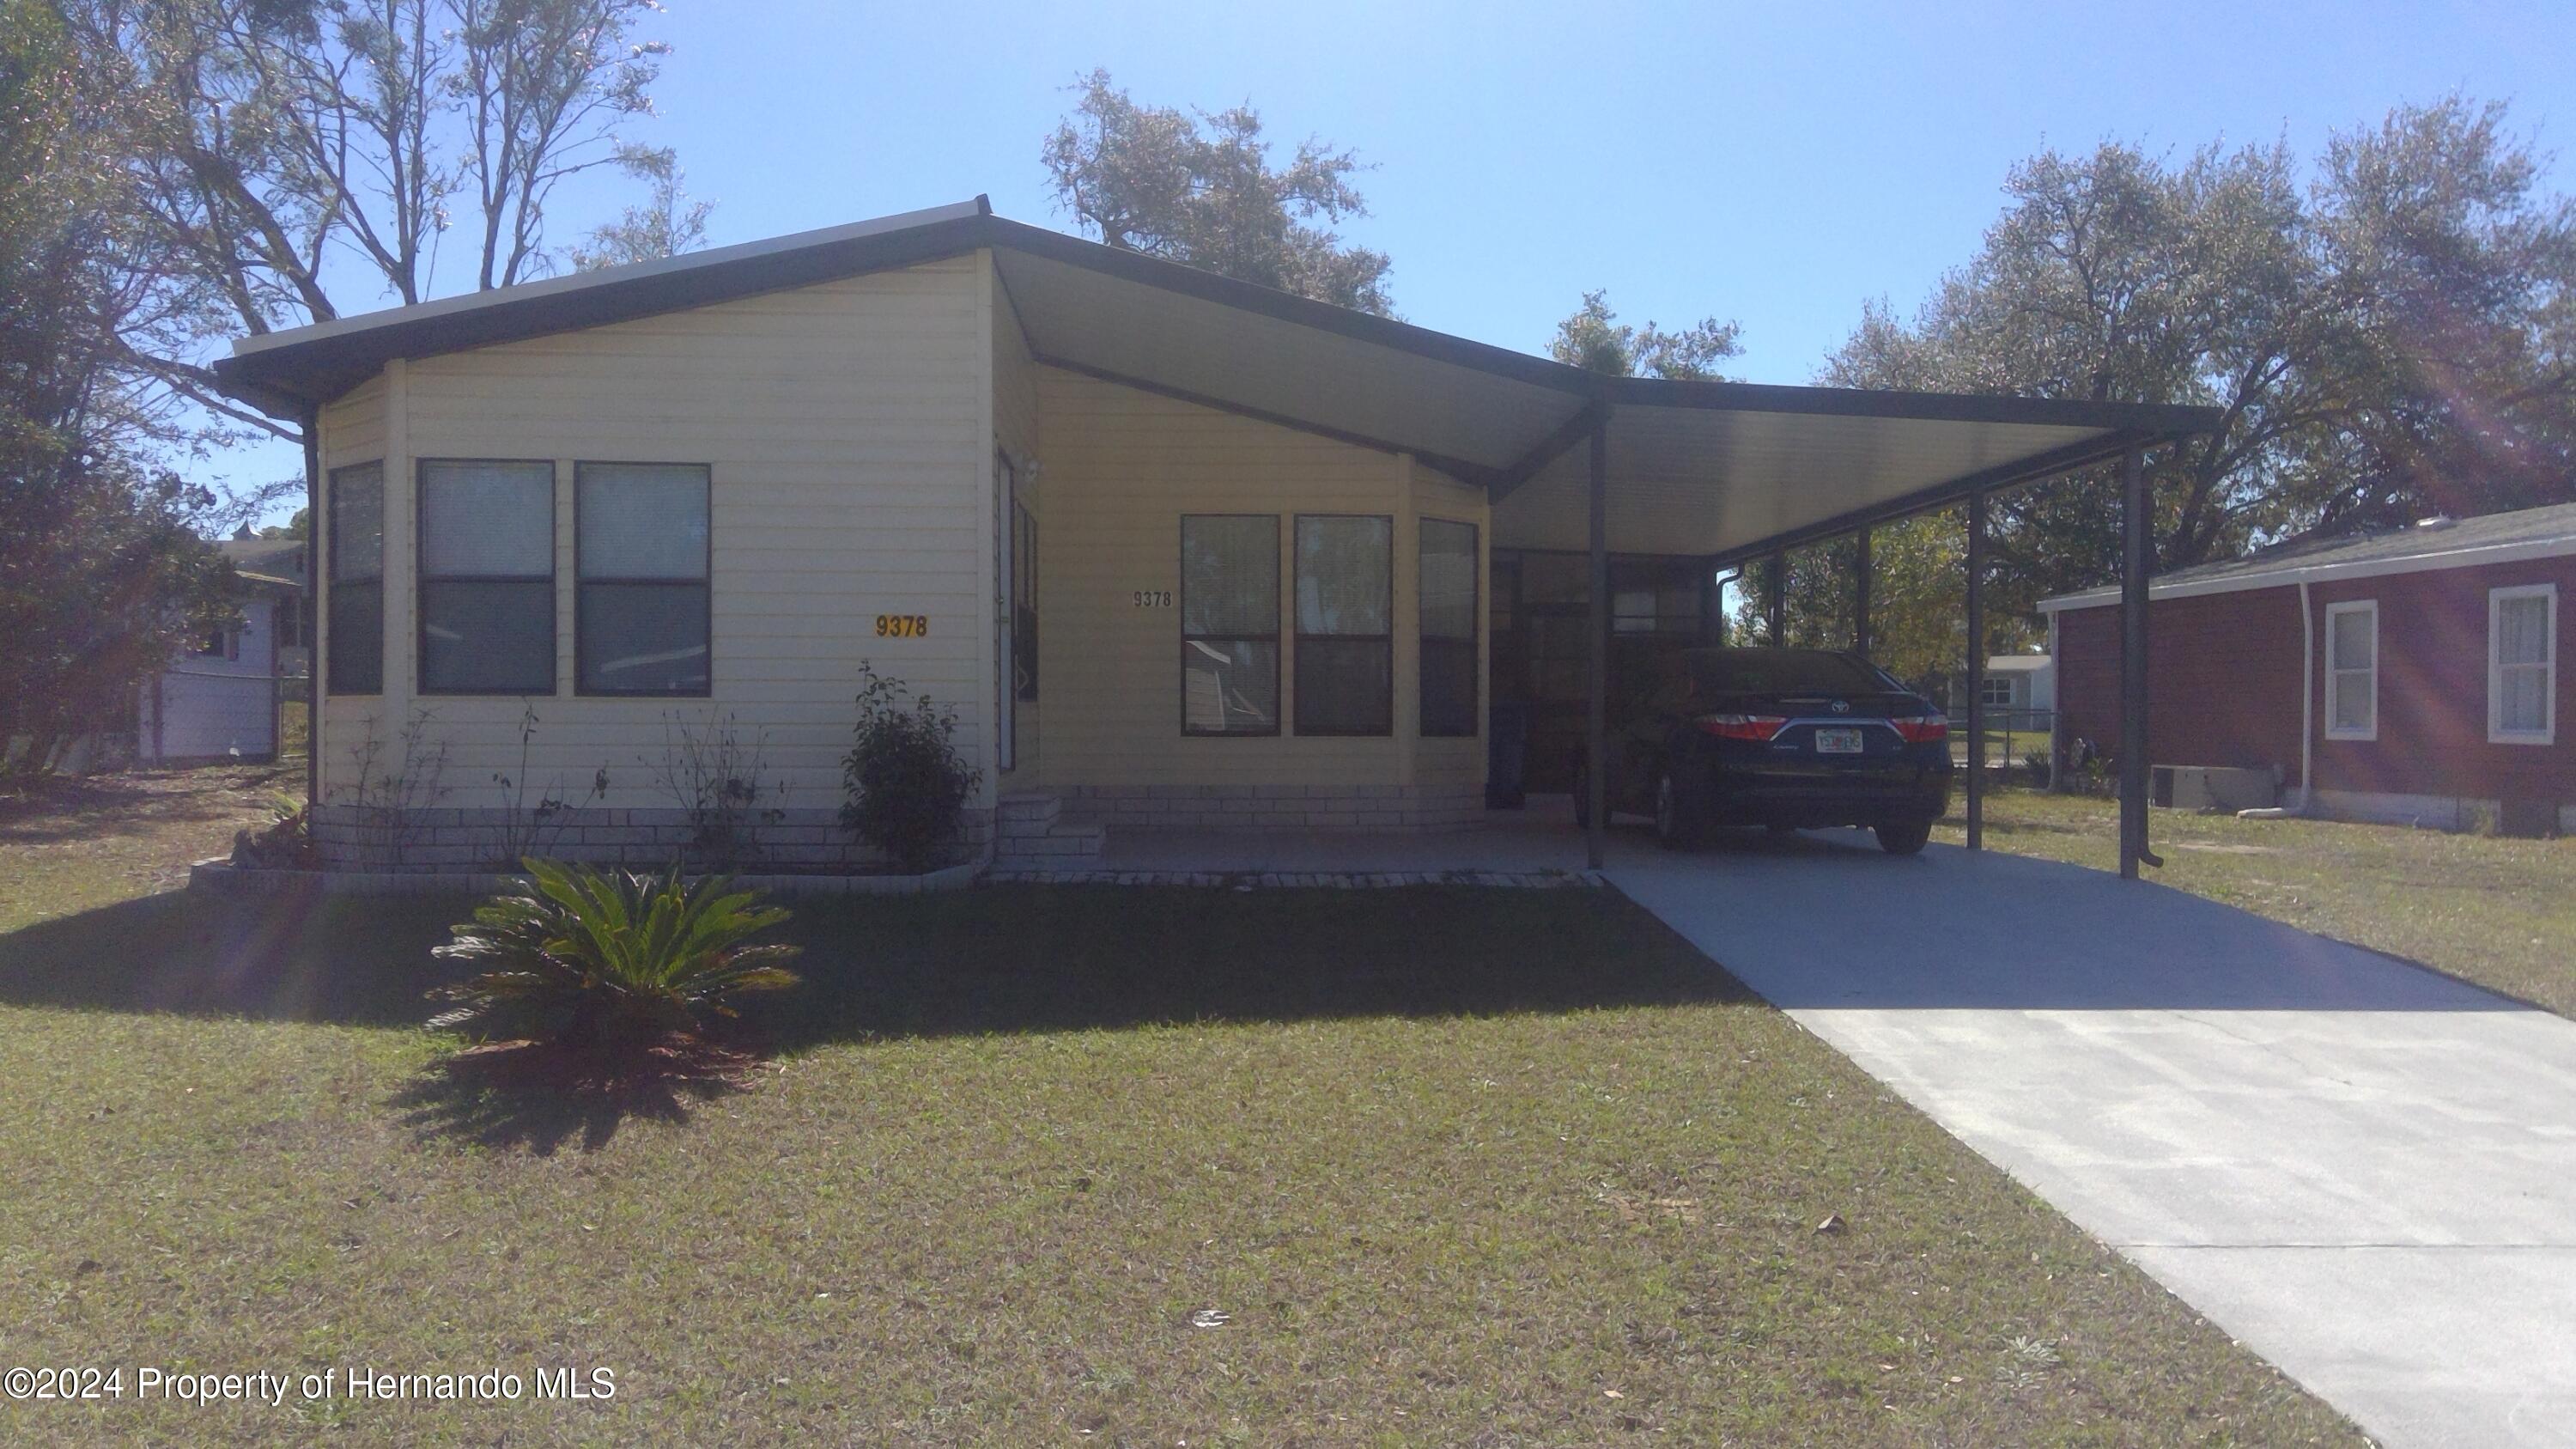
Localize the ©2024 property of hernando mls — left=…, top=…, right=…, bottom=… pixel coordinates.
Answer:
left=210, top=196, right=2215, bottom=875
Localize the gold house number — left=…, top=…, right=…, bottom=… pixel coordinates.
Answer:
left=1133, top=590, right=1173, bottom=608
left=874, top=614, right=929, bottom=638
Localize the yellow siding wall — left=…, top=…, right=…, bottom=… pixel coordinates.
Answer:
left=1029, top=365, right=1489, bottom=789
left=313, top=257, right=992, bottom=813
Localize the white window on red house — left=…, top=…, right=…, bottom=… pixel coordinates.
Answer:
left=2489, top=584, right=2555, bottom=745
left=2325, top=600, right=2378, bottom=741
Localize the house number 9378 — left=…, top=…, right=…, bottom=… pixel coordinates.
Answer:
left=1133, top=590, right=1173, bottom=608
left=873, top=614, right=929, bottom=638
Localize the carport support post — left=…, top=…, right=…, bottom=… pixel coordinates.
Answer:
left=2118, top=444, right=2157, bottom=880
left=1766, top=552, right=1786, bottom=644
left=1965, top=491, right=1986, bottom=850
left=1585, top=415, right=1610, bottom=871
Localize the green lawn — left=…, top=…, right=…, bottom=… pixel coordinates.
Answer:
left=1941, top=788, right=2576, bottom=1018
left=0, top=770, right=2355, bottom=1445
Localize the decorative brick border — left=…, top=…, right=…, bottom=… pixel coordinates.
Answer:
left=981, top=869, right=1602, bottom=889
left=306, top=803, right=993, bottom=875
left=1054, top=782, right=1485, bottom=834
left=189, top=856, right=984, bottom=898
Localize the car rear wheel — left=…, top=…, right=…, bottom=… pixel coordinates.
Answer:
left=1874, top=816, right=1934, bottom=855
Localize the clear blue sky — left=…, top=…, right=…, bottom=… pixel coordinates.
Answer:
left=219, top=0, right=2576, bottom=519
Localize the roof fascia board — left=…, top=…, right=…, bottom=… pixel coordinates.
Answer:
left=2039, top=532, right=2576, bottom=612
left=1610, top=375, right=2223, bottom=435
left=1031, top=354, right=1501, bottom=486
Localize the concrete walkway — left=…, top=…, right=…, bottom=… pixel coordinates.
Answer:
left=1606, top=833, right=2576, bottom=1449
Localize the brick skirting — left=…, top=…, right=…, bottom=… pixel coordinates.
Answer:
left=1054, top=782, right=1485, bottom=833
left=307, top=803, right=992, bottom=874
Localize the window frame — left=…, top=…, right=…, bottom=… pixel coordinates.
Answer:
left=573, top=460, right=712, bottom=699
left=2323, top=599, right=2379, bottom=742
left=1179, top=513, right=1282, bottom=738
left=325, top=460, right=384, bottom=697
left=415, top=457, right=558, bottom=698
left=1418, top=515, right=1479, bottom=739
left=2488, top=582, right=2556, bottom=746
left=1292, top=513, right=1394, bottom=738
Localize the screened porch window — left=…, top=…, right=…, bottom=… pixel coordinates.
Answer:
left=418, top=460, right=555, bottom=695
left=326, top=461, right=383, bottom=695
left=1419, top=518, right=1478, bottom=737
left=2489, top=584, right=2555, bottom=744
left=1295, top=514, right=1392, bottom=736
left=577, top=463, right=710, bottom=697
left=1181, top=515, right=1279, bottom=735
left=2324, top=600, right=2377, bottom=741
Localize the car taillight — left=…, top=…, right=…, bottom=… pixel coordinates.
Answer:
left=1890, top=714, right=1948, bottom=743
left=1695, top=713, right=1789, bottom=741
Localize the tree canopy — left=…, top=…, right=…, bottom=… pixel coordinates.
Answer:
left=1042, top=70, right=1393, bottom=314
left=1548, top=289, right=1742, bottom=381
left=1777, top=97, right=2576, bottom=685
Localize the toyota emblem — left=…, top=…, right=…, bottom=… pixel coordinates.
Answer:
left=1830, top=699, right=1851, bottom=714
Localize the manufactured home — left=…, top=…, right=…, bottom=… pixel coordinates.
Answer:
left=212, top=198, right=2212, bottom=874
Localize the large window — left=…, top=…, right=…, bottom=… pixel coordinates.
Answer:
left=2324, top=600, right=2377, bottom=741
left=577, top=463, right=709, bottom=696
left=418, top=460, right=555, bottom=695
left=326, top=461, right=383, bottom=694
left=1419, top=518, right=1478, bottom=737
left=1295, top=514, right=1393, bottom=735
left=2490, top=584, right=2556, bottom=745
left=1181, top=515, right=1279, bottom=735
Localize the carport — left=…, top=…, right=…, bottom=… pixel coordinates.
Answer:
left=963, top=204, right=2221, bottom=871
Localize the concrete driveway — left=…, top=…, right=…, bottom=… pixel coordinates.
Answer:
left=1607, top=832, right=2576, bottom=1449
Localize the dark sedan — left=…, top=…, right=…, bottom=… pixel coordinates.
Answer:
left=1574, top=647, right=1953, bottom=854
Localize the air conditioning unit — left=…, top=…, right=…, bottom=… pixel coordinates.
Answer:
left=2152, top=764, right=2278, bottom=813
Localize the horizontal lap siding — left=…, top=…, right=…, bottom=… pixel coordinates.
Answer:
left=2310, top=557, right=2576, bottom=806
left=317, top=259, right=988, bottom=813
left=2055, top=585, right=2305, bottom=775
left=1034, top=366, right=1488, bottom=788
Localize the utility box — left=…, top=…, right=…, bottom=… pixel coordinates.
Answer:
left=2152, top=764, right=2279, bottom=813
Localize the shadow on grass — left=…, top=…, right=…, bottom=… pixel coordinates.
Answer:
left=389, top=1038, right=756, bottom=1155
left=0, top=882, right=1752, bottom=1045
left=0, top=767, right=293, bottom=846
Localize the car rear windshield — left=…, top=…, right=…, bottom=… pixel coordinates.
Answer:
left=1686, top=648, right=1896, bottom=695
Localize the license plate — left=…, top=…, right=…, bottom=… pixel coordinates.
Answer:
left=1814, top=728, right=1865, bottom=754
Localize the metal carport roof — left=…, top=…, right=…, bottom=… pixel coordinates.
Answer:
left=215, top=194, right=2219, bottom=561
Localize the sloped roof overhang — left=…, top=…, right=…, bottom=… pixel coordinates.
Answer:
left=214, top=195, right=2221, bottom=559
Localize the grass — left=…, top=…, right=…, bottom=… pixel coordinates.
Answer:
left=1939, top=788, right=2576, bottom=1018
left=0, top=764, right=293, bottom=926
left=0, top=770, right=2358, bottom=1446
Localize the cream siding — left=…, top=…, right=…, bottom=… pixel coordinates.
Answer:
left=1030, top=364, right=1489, bottom=789
left=313, top=258, right=992, bottom=813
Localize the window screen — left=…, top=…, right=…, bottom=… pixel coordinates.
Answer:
left=577, top=463, right=709, bottom=696
left=2326, top=602, right=2376, bottom=739
left=1419, top=518, right=1478, bottom=737
left=2492, top=588, right=2555, bottom=741
left=1182, top=515, right=1279, bottom=734
left=326, top=462, right=383, bottom=694
left=419, top=460, right=554, bottom=695
left=1295, top=515, right=1392, bottom=735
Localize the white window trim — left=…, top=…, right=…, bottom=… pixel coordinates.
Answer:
left=2324, top=600, right=2379, bottom=742
left=2488, top=582, right=2556, bottom=746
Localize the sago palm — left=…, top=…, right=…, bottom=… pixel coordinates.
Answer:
left=429, top=859, right=802, bottom=1046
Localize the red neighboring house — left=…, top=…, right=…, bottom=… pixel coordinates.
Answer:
left=2042, top=502, right=2573, bottom=835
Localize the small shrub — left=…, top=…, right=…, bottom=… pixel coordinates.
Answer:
left=841, top=662, right=981, bottom=872
left=428, top=859, right=801, bottom=1049
left=649, top=710, right=781, bottom=870
left=230, top=793, right=319, bottom=870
